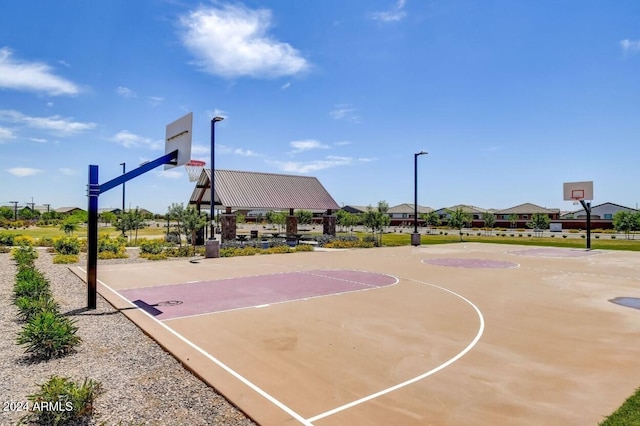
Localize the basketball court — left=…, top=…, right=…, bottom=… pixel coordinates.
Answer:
left=71, top=243, right=640, bottom=425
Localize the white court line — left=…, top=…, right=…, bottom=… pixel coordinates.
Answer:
left=305, top=276, right=485, bottom=423
left=78, top=267, right=312, bottom=426
left=83, top=266, right=483, bottom=425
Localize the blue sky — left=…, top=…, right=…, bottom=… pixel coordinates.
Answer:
left=1, top=0, right=639, bottom=214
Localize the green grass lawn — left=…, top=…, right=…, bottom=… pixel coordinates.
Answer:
left=1, top=224, right=167, bottom=240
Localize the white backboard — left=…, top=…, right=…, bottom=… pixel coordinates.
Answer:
left=563, top=181, right=593, bottom=201
left=164, top=112, right=193, bottom=170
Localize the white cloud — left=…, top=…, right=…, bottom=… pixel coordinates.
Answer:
left=269, top=155, right=352, bottom=174
left=281, top=82, right=291, bottom=90
left=157, top=169, right=183, bottom=179
left=111, top=130, right=162, bottom=150
left=179, top=4, right=309, bottom=78
left=59, top=168, right=78, bottom=176
left=289, top=139, right=329, bottom=153
left=0, top=47, right=80, bottom=95
left=0, top=109, right=96, bottom=136
left=334, top=140, right=352, bottom=146
left=330, top=104, right=360, bottom=123
left=620, top=39, right=640, bottom=56
left=357, top=157, right=376, bottom=162
left=7, top=167, right=43, bottom=177
left=30, top=137, right=48, bottom=143
left=369, top=0, right=407, bottom=23
left=148, top=96, right=164, bottom=107
left=116, top=86, right=137, bottom=98
left=218, top=144, right=260, bottom=157
left=0, top=126, right=15, bottom=142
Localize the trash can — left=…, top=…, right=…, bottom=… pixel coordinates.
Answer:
left=260, top=240, right=269, bottom=249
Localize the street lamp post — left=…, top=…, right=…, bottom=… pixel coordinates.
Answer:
left=209, top=117, right=224, bottom=240
left=412, top=151, right=428, bottom=246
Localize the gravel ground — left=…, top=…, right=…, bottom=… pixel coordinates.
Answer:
left=0, top=249, right=256, bottom=426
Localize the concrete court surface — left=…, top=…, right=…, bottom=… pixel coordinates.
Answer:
left=72, top=243, right=640, bottom=425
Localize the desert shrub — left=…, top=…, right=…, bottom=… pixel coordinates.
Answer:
left=53, top=254, right=80, bottom=264
left=313, top=234, right=336, bottom=247
left=295, top=244, right=314, bottom=252
left=581, top=235, right=586, bottom=239
left=562, top=235, right=568, bottom=238
left=325, top=240, right=374, bottom=249
left=362, top=235, right=376, bottom=244
left=595, top=235, right=600, bottom=239
left=54, top=237, right=81, bottom=255
left=265, top=246, right=293, bottom=254
left=0, top=232, right=15, bottom=246
left=165, top=231, right=181, bottom=244
left=164, top=246, right=193, bottom=257
left=0, top=246, right=10, bottom=253
left=17, top=311, right=81, bottom=359
left=527, top=234, right=532, bottom=237
left=15, top=295, right=60, bottom=322
left=220, top=247, right=260, bottom=257
left=611, top=235, right=616, bottom=239
left=38, top=237, right=55, bottom=247
left=14, top=235, right=35, bottom=247
left=14, top=268, right=50, bottom=300
left=97, top=235, right=127, bottom=259
left=22, top=376, right=102, bottom=426
left=12, top=245, right=38, bottom=266
left=139, top=239, right=166, bottom=255
left=139, top=253, right=168, bottom=261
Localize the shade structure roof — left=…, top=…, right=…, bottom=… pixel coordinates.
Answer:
left=189, top=169, right=340, bottom=211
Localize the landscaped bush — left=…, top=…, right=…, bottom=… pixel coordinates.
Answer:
left=97, top=235, right=127, bottom=259
left=0, top=232, right=15, bottom=246
left=21, top=376, right=102, bottom=426
left=140, top=253, right=168, bottom=261
left=164, top=246, right=195, bottom=257
left=139, top=239, right=166, bottom=255
left=14, top=268, right=50, bottom=300
left=0, top=246, right=10, bottom=253
left=15, top=295, right=60, bottom=322
left=562, top=235, right=568, bottom=238
left=325, top=239, right=374, bottom=248
left=220, top=247, right=260, bottom=257
left=54, top=237, right=81, bottom=255
left=38, top=236, right=55, bottom=247
left=12, top=245, right=38, bottom=266
left=14, top=235, right=35, bottom=247
left=53, top=254, right=80, bottom=264
left=17, top=310, right=81, bottom=360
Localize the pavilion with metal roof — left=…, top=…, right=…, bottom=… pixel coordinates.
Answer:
left=189, top=169, right=340, bottom=241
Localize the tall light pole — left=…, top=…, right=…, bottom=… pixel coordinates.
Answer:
left=210, top=116, right=224, bottom=240
left=412, top=151, right=428, bottom=246
left=120, top=163, right=126, bottom=212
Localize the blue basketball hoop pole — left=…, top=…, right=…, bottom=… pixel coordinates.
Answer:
left=86, top=150, right=178, bottom=309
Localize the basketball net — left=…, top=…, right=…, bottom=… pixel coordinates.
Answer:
left=184, top=160, right=205, bottom=182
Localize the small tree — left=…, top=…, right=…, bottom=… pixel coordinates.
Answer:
left=421, top=211, right=440, bottom=234
left=167, top=203, right=186, bottom=245
left=59, top=218, right=79, bottom=236
left=295, top=209, right=313, bottom=226
left=447, top=208, right=472, bottom=241
left=100, top=211, right=117, bottom=227
left=180, top=207, right=208, bottom=254
left=613, top=211, right=639, bottom=240
left=481, top=211, right=496, bottom=236
left=527, top=213, right=550, bottom=237
left=266, top=211, right=286, bottom=232
left=363, top=202, right=390, bottom=246
left=508, top=213, right=519, bottom=229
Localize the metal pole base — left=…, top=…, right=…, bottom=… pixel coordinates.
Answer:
left=205, top=239, right=220, bottom=258
left=411, top=233, right=421, bottom=246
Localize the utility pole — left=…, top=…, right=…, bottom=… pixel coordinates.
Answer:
left=9, top=201, right=18, bottom=221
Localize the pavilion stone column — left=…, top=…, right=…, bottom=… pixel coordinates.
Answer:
left=221, top=207, right=236, bottom=242
left=286, top=208, right=298, bottom=236
left=323, top=209, right=336, bottom=237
